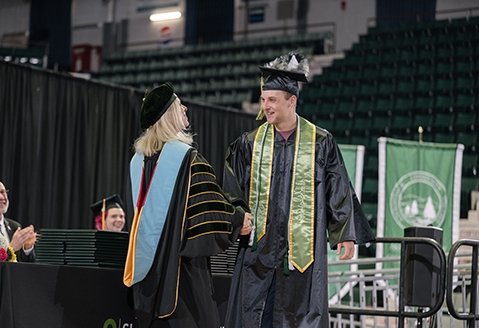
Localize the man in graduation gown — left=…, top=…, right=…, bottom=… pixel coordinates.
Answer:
left=223, top=53, right=375, bottom=327
left=123, top=82, right=252, bottom=328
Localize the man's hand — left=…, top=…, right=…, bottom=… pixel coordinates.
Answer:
left=10, top=225, right=37, bottom=252
left=240, top=213, right=253, bottom=235
left=336, top=241, right=355, bottom=260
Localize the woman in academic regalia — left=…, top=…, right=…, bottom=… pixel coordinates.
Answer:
left=123, top=82, right=252, bottom=328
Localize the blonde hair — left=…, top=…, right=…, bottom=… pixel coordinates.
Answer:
left=134, top=99, right=193, bottom=156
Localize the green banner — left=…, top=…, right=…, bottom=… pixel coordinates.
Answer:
left=327, top=144, right=365, bottom=301
left=339, top=144, right=365, bottom=201
left=377, top=137, right=463, bottom=262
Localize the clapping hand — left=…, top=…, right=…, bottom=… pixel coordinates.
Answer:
left=10, top=225, right=37, bottom=251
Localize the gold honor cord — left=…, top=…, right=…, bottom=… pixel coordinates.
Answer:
left=289, top=116, right=316, bottom=273
left=249, top=123, right=274, bottom=243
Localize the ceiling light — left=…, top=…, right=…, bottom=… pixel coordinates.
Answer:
left=149, top=11, right=181, bottom=22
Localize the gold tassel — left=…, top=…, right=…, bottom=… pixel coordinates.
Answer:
left=256, top=76, right=265, bottom=121
left=101, top=198, right=106, bottom=230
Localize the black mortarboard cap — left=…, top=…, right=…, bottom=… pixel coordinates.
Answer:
left=259, top=52, right=309, bottom=97
left=257, top=52, right=309, bottom=120
left=140, top=82, right=177, bottom=129
left=90, top=194, right=124, bottom=230
left=90, top=194, right=124, bottom=217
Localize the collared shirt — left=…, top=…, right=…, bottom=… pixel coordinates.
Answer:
left=0, top=215, right=34, bottom=254
left=0, top=215, right=10, bottom=243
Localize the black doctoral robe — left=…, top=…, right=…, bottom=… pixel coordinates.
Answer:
left=132, top=149, right=244, bottom=328
left=223, top=122, right=375, bottom=328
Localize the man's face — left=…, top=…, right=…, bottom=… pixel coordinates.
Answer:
left=105, top=208, right=126, bottom=232
left=260, top=90, right=295, bottom=127
left=0, top=182, right=9, bottom=215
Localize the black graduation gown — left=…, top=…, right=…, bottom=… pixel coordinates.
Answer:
left=223, top=123, right=375, bottom=328
left=132, top=149, right=244, bottom=328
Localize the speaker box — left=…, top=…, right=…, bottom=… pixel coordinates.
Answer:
left=403, top=226, right=443, bottom=307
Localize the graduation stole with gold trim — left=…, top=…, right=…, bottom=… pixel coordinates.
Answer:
left=249, top=116, right=316, bottom=273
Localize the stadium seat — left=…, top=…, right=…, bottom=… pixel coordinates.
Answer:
left=462, top=153, right=478, bottom=176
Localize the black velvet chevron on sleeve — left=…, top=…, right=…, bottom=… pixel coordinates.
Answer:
left=179, top=153, right=243, bottom=258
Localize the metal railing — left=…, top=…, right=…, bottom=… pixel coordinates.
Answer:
left=329, top=236, right=447, bottom=328
left=328, top=237, right=479, bottom=327
left=446, top=239, right=479, bottom=328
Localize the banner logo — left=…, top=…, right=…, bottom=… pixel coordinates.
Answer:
left=103, top=318, right=134, bottom=328
left=390, top=171, right=447, bottom=229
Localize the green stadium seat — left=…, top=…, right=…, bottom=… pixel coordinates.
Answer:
left=414, top=113, right=434, bottom=130
left=335, top=117, right=354, bottom=131
left=337, top=101, right=355, bottom=115
left=362, top=178, right=378, bottom=203
left=455, top=76, right=475, bottom=91
left=360, top=202, right=378, bottom=221
left=392, top=114, right=413, bottom=130
left=364, top=154, right=378, bottom=177
left=345, top=69, right=363, bottom=80
left=456, top=132, right=478, bottom=151
left=378, top=80, right=396, bottom=94
left=434, top=77, right=454, bottom=93
left=375, top=97, right=394, bottom=113
left=415, top=77, right=435, bottom=95
left=301, top=103, right=318, bottom=116
left=396, top=79, right=415, bottom=94
left=352, top=116, right=373, bottom=131
left=455, top=111, right=477, bottom=131
left=456, top=46, right=475, bottom=59
left=397, top=65, right=416, bottom=78
left=380, top=66, right=397, bottom=79
left=399, top=49, right=417, bottom=62
left=359, top=83, right=377, bottom=97
left=317, top=119, right=335, bottom=131
left=433, top=132, right=454, bottom=143
left=334, top=133, right=350, bottom=145
left=434, top=112, right=454, bottom=130
left=416, top=63, right=435, bottom=77
left=455, top=59, right=475, bottom=75
left=414, top=95, right=435, bottom=112
left=356, top=99, right=374, bottom=114
left=381, top=51, right=400, bottom=64
left=436, top=61, right=454, bottom=76
left=394, top=96, right=414, bottom=113
left=435, top=95, right=455, bottom=111
left=341, top=83, right=360, bottom=97
left=455, top=94, right=476, bottom=111
left=416, top=47, right=435, bottom=62
left=462, top=153, right=478, bottom=176
left=350, top=134, right=370, bottom=146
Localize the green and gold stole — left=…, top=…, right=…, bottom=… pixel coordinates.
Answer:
left=249, top=116, right=316, bottom=273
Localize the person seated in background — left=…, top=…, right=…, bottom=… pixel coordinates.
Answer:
left=90, top=194, right=126, bottom=232
left=0, top=180, right=36, bottom=262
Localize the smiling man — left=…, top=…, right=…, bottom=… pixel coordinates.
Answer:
left=0, top=181, right=36, bottom=262
left=222, top=53, right=375, bottom=328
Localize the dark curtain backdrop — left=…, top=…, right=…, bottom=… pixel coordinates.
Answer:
left=0, top=61, right=257, bottom=231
